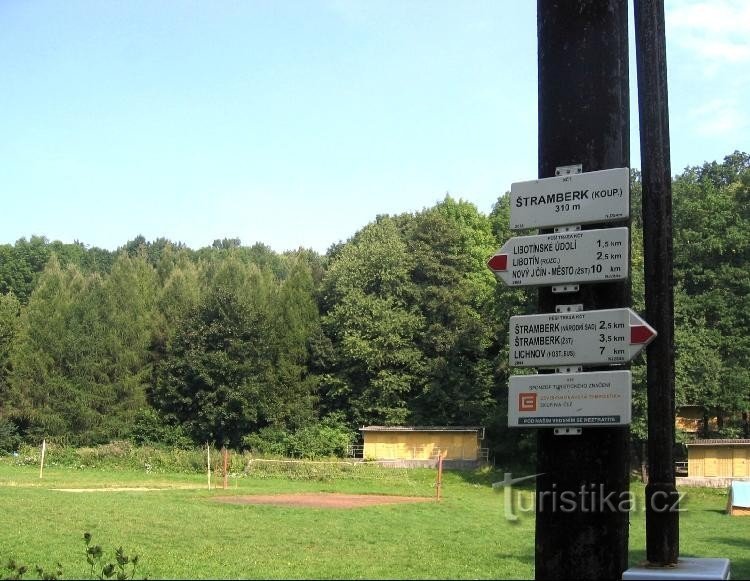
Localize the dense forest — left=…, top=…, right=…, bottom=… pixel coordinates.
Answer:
left=0, top=152, right=748, bottom=461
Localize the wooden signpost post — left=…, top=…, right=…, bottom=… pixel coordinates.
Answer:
left=488, top=7, right=645, bottom=577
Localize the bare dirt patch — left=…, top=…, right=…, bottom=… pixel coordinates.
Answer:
left=212, top=492, right=434, bottom=509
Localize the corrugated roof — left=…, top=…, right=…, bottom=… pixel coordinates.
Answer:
left=360, top=426, right=483, bottom=432
left=687, top=439, right=750, bottom=446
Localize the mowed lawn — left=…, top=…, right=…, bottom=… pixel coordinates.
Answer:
left=1, top=464, right=748, bottom=579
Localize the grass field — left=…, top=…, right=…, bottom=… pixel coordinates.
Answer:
left=1, top=463, right=748, bottom=579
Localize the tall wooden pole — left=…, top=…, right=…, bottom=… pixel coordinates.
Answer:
left=207, top=443, right=211, bottom=491
left=223, top=447, right=229, bottom=490
left=436, top=453, right=443, bottom=501
left=536, top=1, right=630, bottom=579
left=39, top=439, right=46, bottom=479
left=634, top=0, right=679, bottom=566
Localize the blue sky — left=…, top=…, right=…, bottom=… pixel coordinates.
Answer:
left=1, top=0, right=748, bottom=254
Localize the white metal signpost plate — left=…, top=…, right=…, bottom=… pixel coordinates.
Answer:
left=509, top=308, right=657, bottom=367
left=510, top=167, right=630, bottom=230
left=508, top=370, right=632, bottom=427
left=487, top=227, right=629, bottom=287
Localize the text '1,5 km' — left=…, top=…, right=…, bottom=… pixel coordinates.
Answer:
left=487, top=227, right=629, bottom=287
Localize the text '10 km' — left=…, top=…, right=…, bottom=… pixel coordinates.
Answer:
left=487, top=228, right=629, bottom=288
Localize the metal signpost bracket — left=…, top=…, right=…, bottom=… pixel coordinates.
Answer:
left=555, top=164, right=582, bottom=177
left=554, top=427, right=583, bottom=436
left=555, top=304, right=583, bottom=314
left=552, top=284, right=579, bottom=293
left=556, top=366, right=582, bottom=374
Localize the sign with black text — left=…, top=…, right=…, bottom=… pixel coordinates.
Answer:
left=509, top=308, right=656, bottom=367
left=487, top=227, right=629, bottom=287
left=508, top=370, right=632, bottom=427
left=510, top=167, right=630, bottom=230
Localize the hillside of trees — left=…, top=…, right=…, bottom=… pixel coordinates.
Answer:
left=0, top=152, right=748, bottom=461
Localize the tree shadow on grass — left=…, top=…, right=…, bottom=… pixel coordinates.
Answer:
left=448, top=465, right=536, bottom=487
left=710, top=535, right=750, bottom=578
left=494, top=552, right=534, bottom=580
left=728, top=560, right=749, bottom=581
left=679, top=553, right=744, bottom=581
left=495, top=552, right=534, bottom=566
left=712, top=536, right=750, bottom=550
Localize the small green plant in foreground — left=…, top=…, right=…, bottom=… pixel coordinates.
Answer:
left=3, top=534, right=143, bottom=581
left=3, top=559, right=62, bottom=581
left=83, top=532, right=141, bottom=580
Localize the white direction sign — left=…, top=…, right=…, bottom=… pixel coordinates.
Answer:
left=508, top=370, right=632, bottom=428
left=509, top=308, right=657, bottom=367
left=487, top=227, right=629, bottom=287
left=510, top=167, right=630, bottom=230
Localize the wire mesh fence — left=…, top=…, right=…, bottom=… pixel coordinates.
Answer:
left=241, top=457, right=421, bottom=485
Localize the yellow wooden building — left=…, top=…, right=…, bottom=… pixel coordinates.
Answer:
left=360, top=426, right=486, bottom=461
left=686, top=439, right=750, bottom=478
left=675, top=405, right=721, bottom=434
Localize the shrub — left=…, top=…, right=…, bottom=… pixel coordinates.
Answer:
left=128, top=408, right=193, bottom=449
left=242, top=415, right=356, bottom=459
left=286, top=416, right=355, bottom=459
left=2, top=532, right=142, bottom=580
left=0, top=419, right=21, bottom=454
left=83, top=531, right=141, bottom=580
left=4, top=441, right=213, bottom=474
left=242, top=427, right=289, bottom=457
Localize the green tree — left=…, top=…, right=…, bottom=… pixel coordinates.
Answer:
left=7, top=254, right=158, bottom=444
left=0, top=236, right=51, bottom=303
left=321, top=217, right=425, bottom=426
left=265, top=259, right=321, bottom=429
left=486, top=193, right=537, bottom=462
left=150, top=254, right=317, bottom=447
left=672, top=152, right=750, bottom=433
left=93, top=252, right=159, bottom=436
left=0, top=292, right=21, bottom=410
left=403, top=198, right=497, bottom=425
left=152, top=256, right=202, bottom=355
left=8, top=257, right=96, bottom=440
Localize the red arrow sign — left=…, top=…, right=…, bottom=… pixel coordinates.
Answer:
left=487, top=254, right=508, bottom=272
left=486, top=228, right=629, bottom=287
left=630, top=324, right=656, bottom=345
left=509, top=308, right=657, bottom=367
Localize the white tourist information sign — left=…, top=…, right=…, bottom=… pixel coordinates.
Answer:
left=487, top=227, right=629, bottom=287
left=510, top=167, right=630, bottom=230
left=509, top=308, right=657, bottom=368
left=508, top=370, right=632, bottom=427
